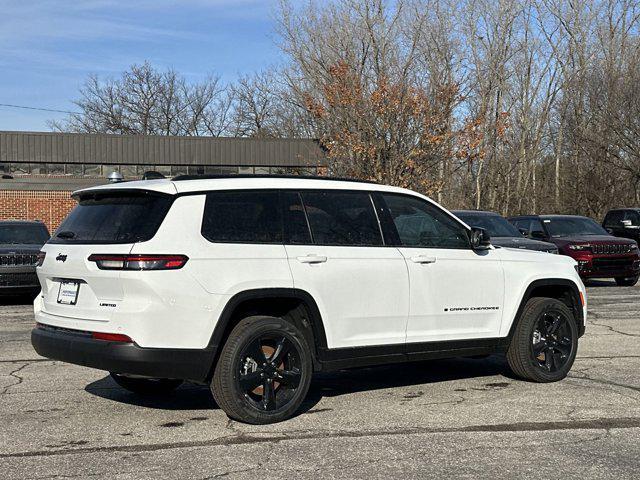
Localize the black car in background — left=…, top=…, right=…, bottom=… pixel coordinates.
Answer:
left=603, top=208, right=640, bottom=243
left=0, top=221, right=50, bottom=296
left=452, top=210, right=558, bottom=253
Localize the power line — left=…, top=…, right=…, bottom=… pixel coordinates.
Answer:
left=0, top=103, right=78, bottom=115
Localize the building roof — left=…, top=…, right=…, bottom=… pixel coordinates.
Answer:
left=0, top=131, right=326, bottom=167
left=0, top=176, right=108, bottom=191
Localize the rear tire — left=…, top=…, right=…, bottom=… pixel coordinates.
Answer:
left=506, top=297, right=578, bottom=383
left=110, top=373, right=183, bottom=395
left=211, top=315, right=313, bottom=424
left=615, top=275, right=639, bottom=287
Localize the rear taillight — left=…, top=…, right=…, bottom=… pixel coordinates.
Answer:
left=36, top=251, right=46, bottom=267
left=87, top=254, right=188, bottom=270
left=91, top=332, right=133, bottom=343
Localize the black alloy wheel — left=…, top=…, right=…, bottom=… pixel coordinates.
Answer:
left=531, top=310, right=574, bottom=373
left=507, top=297, right=578, bottom=382
left=238, top=335, right=302, bottom=412
left=211, top=315, right=312, bottom=424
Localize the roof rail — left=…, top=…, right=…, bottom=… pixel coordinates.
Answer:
left=170, top=173, right=378, bottom=184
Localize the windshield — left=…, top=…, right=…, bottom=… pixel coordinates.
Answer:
left=0, top=224, right=49, bottom=245
left=455, top=212, right=522, bottom=237
left=49, top=191, right=173, bottom=244
left=543, top=217, right=608, bottom=237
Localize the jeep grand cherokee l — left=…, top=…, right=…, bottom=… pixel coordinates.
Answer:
left=453, top=210, right=558, bottom=253
left=0, top=220, right=50, bottom=296
left=32, top=176, right=587, bottom=424
left=510, top=214, right=640, bottom=286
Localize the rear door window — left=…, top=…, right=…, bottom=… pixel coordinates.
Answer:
left=282, top=191, right=312, bottom=244
left=300, top=191, right=383, bottom=246
left=201, top=190, right=282, bottom=244
left=50, top=191, right=173, bottom=244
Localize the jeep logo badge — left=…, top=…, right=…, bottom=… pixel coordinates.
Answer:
left=56, top=254, right=67, bottom=262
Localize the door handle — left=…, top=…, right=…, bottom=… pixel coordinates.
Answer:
left=410, top=255, right=436, bottom=264
left=297, top=255, right=328, bottom=264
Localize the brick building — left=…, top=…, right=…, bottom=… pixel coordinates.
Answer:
left=0, top=131, right=326, bottom=232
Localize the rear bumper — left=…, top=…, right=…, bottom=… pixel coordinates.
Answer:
left=31, top=324, right=215, bottom=382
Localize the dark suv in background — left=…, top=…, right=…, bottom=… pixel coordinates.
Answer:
left=453, top=210, right=558, bottom=253
left=603, top=208, right=640, bottom=243
left=509, top=215, right=640, bottom=286
left=0, top=221, right=50, bottom=296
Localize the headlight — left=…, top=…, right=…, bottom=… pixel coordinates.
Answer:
left=568, top=244, right=590, bottom=251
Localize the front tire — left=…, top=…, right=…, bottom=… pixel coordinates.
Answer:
left=211, top=315, right=313, bottom=424
left=615, top=275, right=639, bottom=287
left=506, top=297, right=578, bottom=383
left=110, top=373, right=183, bottom=395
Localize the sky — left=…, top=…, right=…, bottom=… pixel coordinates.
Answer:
left=0, top=0, right=283, bottom=131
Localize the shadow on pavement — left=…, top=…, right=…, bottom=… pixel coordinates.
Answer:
left=85, top=375, right=218, bottom=410
left=85, top=355, right=512, bottom=417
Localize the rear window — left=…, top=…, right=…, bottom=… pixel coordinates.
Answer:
left=50, top=191, right=173, bottom=244
left=300, top=191, right=383, bottom=246
left=0, top=224, right=49, bottom=245
left=201, top=190, right=282, bottom=243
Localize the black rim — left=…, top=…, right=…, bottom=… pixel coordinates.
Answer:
left=237, top=334, right=302, bottom=412
left=532, top=309, right=574, bottom=373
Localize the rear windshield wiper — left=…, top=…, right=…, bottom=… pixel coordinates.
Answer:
left=56, top=230, right=76, bottom=239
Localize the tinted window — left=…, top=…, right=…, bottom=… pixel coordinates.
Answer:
left=0, top=224, right=49, bottom=245
left=510, top=219, right=528, bottom=231
left=282, top=191, right=312, bottom=244
left=382, top=194, right=469, bottom=248
left=202, top=191, right=282, bottom=243
left=455, top=212, right=521, bottom=237
left=50, top=192, right=172, bottom=244
left=530, top=219, right=545, bottom=235
left=300, top=191, right=382, bottom=246
left=604, top=211, right=624, bottom=227
left=625, top=211, right=640, bottom=226
left=542, top=217, right=608, bottom=237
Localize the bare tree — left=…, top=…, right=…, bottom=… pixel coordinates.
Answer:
left=52, top=0, right=640, bottom=218
left=50, top=62, right=234, bottom=137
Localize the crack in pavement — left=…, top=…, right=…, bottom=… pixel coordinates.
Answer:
left=0, top=358, right=50, bottom=364
left=1, top=362, right=29, bottom=395
left=2, top=417, right=640, bottom=459
left=587, top=310, right=640, bottom=337
left=567, top=372, right=640, bottom=394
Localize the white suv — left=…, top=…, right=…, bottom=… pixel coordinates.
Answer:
left=32, top=176, right=587, bottom=424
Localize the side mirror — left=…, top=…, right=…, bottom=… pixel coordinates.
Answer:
left=530, top=230, right=547, bottom=240
left=470, top=227, right=491, bottom=250
left=518, top=228, right=529, bottom=236
left=605, top=228, right=614, bottom=234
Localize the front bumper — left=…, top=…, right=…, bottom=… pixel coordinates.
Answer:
left=31, top=324, right=215, bottom=382
left=573, top=254, right=640, bottom=279
left=0, top=268, right=40, bottom=292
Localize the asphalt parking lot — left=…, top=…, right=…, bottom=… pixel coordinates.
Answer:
left=1, top=282, right=639, bottom=479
